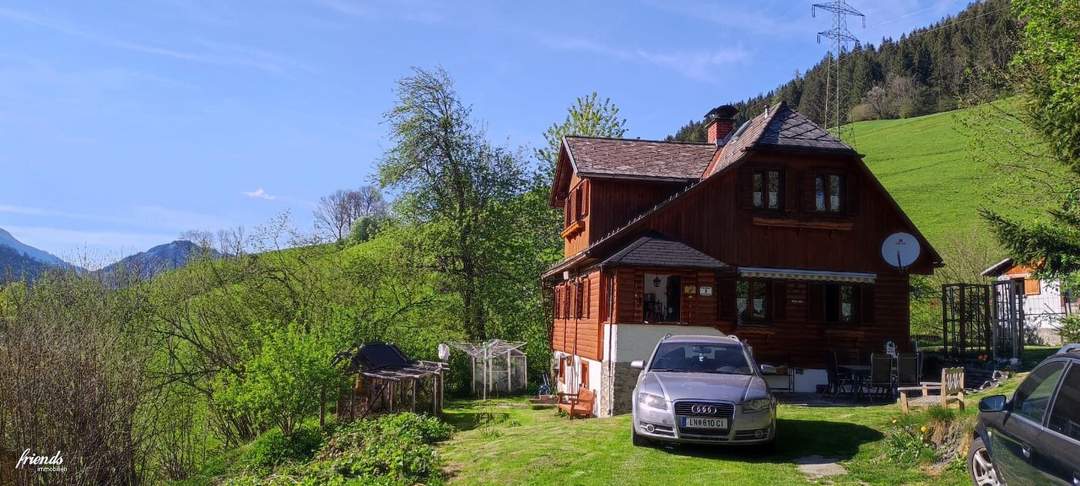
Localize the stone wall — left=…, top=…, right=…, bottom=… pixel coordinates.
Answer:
left=597, top=361, right=642, bottom=417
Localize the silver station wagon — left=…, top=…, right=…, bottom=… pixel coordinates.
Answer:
left=630, top=334, right=776, bottom=446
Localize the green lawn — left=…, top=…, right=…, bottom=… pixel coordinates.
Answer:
left=846, top=109, right=985, bottom=247
left=439, top=379, right=1024, bottom=486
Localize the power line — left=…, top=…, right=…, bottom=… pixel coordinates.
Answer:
left=813, top=0, right=866, bottom=136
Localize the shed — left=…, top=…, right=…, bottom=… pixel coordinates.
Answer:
left=334, top=342, right=446, bottom=420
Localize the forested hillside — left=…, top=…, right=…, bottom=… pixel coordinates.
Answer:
left=669, top=0, right=1016, bottom=141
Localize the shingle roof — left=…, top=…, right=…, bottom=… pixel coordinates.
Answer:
left=600, top=234, right=727, bottom=269
left=564, top=136, right=715, bottom=181
left=757, top=104, right=852, bottom=152
left=705, top=102, right=855, bottom=177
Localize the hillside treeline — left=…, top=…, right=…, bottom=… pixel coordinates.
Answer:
left=669, top=0, right=1017, bottom=141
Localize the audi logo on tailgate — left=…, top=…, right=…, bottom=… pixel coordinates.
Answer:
left=691, top=404, right=718, bottom=415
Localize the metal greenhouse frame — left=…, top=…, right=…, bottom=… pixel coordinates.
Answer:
left=447, top=339, right=528, bottom=399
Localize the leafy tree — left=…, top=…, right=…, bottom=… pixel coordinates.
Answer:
left=214, top=322, right=341, bottom=436
left=314, top=186, right=387, bottom=243
left=379, top=67, right=528, bottom=340
left=981, top=0, right=1080, bottom=280
left=537, top=92, right=627, bottom=178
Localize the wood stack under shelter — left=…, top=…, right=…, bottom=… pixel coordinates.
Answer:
left=335, top=343, right=446, bottom=420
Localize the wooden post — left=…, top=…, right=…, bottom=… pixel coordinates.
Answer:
left=507, top=352, right=512, bottom=393
left=411, top=379, right=418, bottom=412
left=319, top=386, right=325, bottom=428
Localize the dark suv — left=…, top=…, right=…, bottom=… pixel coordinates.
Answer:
left=970, top=344, right=1080, bottom=485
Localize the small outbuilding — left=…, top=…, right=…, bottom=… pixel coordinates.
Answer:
left=334, top=342, right=446, bottom=420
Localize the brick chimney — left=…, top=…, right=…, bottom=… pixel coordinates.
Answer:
left=704, top=105, right=738, bottom=146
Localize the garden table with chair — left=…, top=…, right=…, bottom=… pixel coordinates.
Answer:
left=833, top=349, right=923, bottom=401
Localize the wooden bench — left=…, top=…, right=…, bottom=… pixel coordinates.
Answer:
left=557, top=388, right=596, bottom=419
left=898, top=367, right=965, bottom=414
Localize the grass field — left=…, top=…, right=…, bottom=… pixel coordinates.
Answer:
left=846, top=108, right=989, bottom=247
left=844, top=100, right=1057, bottom=249
left=439, top=376, right=1025, bottom=486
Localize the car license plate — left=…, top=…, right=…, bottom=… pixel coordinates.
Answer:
left=681, top=416, right=727, bottom=429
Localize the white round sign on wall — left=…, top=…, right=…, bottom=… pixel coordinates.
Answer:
left=881, top=232, right=921, bottom=269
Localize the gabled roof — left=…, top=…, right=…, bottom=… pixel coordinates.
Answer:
left=704, top=102, right=855, bottom=177
left=981, top=258, right=1015, bottom=277
left=981, top=258, right=1039, bottom=278
left=600, top=234, right=727, bottom=269
left=563, top=136, right=715, bottom=181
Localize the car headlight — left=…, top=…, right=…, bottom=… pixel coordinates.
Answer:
left=638, top=392, right=668, bottom=411
left=742, top=398, right=771, bottom=413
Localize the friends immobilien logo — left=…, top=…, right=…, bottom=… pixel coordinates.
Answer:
left=15, top=449, right=66, bottom=474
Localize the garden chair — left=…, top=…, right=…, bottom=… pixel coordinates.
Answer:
left=896, top=353, right=920, bottom=388
left=824, top=351, right=855, bottom=396
left=557, top=387, right=595, bottom=419
left=897, top=367, right=965, bottom=413
left=866, top=353, right=895, bottom=400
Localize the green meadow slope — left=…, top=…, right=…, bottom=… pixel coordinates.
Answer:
left=846, top=107, right=993, bottom=248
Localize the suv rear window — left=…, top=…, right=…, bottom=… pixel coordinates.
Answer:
left=1013, top=361, right=1066, bottom=423
left=1048, top=364, right=1080, bottom=441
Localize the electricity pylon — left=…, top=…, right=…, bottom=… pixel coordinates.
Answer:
left=812, top=0, right=865, bottom=134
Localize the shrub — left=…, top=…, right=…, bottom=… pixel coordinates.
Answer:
left=883, top=408, right=974, bottom=469
left=248, top=425, right=324, bottom=467
left=233, top=413, right=453, bottom=485
left=214, top=322, right=342, bottom=436
left=883, top=415, right=936, bottom=464
left=1059, top=314, right=1080, bottom=343
left=849, top=103, right=877, bottom=122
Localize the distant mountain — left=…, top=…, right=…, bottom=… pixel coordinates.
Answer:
left=96, top=240, right=221, bottom=282
left=0, top=244, right=51, bottom=282
left=0, top=227, right=71, bottom=268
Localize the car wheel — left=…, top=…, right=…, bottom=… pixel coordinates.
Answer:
left=631, top=424, right=651, bottom=447
left=968, top=436, right=1003, bottom=486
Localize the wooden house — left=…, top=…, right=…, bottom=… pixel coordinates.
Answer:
left=544, top=102, right=942, bottom=416
left=982, top=258, right=1078, bottom=345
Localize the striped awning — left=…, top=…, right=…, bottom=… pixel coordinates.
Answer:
left=737, top=267, right=876, bottom=284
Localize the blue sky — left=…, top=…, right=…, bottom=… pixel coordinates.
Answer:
left=0, top=0, right=971, bottom=266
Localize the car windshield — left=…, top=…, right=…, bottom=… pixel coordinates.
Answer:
left=648, top=342, right=752, bottom=375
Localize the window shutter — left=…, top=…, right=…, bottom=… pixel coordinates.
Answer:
left=738, top=169, right=753, bottom=209
left=584, top=278, right=591, bottom=319
left=582, top=181, right=589, bottom=216
left=554, top=287, right=561, bottom=318
left=564, top=285, right=571, bottom=318
left=772, top=281, right=787, bottom=321
left=802, top=173, right=816, bottom=212
left=846, top=173, right=858, bottom=214
left=717, top=277, right=737, bottom=319
left=862, top=285, right=875, bottom=323
left=808, top=283, right=825, bottom=322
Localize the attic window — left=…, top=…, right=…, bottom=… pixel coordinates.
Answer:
left=753, top=170, right=782, bottom=210
left=814, top=174, right=844, bottom=213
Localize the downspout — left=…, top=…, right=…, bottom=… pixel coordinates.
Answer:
left=605, top=267, right=617, bottom=416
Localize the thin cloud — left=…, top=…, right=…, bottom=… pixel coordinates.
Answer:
left=538, top=35, right=749, bottom=81
left=0, top=7, right=301, bottom=73
left=243, top=188, right=277, bottom=201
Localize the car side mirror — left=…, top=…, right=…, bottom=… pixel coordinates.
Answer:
left=760, top=364, right=777, bottom=374
left=630, top=360, right=644, bottom=370
left=979, top=394, right=1007, bottom=413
